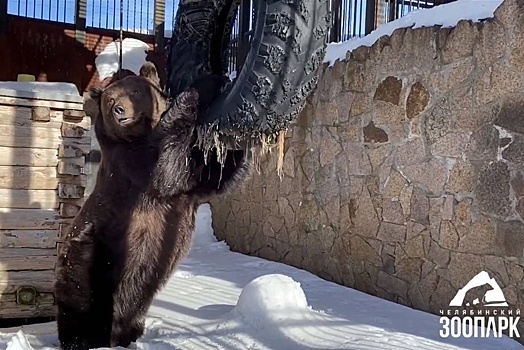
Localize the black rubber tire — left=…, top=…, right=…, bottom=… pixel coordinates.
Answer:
left=167, top=0, right=331, bottom=147
left=166, top=0, right=238, bottom=97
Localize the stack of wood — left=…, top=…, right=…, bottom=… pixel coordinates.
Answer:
left=0, top=83, right=91, bottom=319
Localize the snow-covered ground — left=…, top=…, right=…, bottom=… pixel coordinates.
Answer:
left=0, top=204, right=522, bottom=350
left=324, top=0, right=504, bottom=66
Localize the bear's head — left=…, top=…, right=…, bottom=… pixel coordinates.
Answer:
left=84, top=62, right=167, bottom=141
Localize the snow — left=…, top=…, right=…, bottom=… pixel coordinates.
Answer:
left=95, top=38, right=150, bottom=81
left=323, top=0, right=503, bottom=66
left=0, top=82, right=80, bottom=96
left=1, top=204, right=523, bottom=350
left=0, top=82, right=83, bottom=103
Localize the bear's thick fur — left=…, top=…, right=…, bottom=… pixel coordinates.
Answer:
left=54, top=62, right=248, bottom=350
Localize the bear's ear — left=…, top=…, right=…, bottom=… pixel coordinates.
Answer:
left=139, top=62, right=160, bottom=87
left=83, top=87, right=103, bottom=122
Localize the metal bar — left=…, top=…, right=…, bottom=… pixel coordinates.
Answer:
left=0, top=0, right=7, bottom=34
left=75, top=0, right=87, bottom=44
left=153, top=0, right=165, bottom=52
left=365, top=0, right=375, bottom=35
left=236, top=0, right=251, bottom=72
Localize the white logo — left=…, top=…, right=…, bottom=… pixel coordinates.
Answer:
left=439, top=271, right=520, bottom=339
left=449, top=271, right=508, bottom=307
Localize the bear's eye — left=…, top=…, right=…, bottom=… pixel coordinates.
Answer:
left=132, top=90, right=139, bottom=95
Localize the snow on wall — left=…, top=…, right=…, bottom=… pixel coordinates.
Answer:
left=323, top=0, right=504, bottom=66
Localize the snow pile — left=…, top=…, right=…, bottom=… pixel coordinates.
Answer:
left=324, top=0, right=504, bottom=66
left=1, top=203, right=523, bottom=350
left=0, top=82, right=80, bottom=96
left=95, top=38, right=150, bottom=81
left=232, top=274, right=310, bottom=324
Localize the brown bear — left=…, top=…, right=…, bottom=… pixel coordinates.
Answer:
left=54, top=62, right=248, bottom=350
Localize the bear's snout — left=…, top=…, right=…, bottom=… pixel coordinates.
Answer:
left=113, top=105, right=126, bottom=116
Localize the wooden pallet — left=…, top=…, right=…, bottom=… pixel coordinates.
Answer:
left=0, top=83, right=90, bottom=319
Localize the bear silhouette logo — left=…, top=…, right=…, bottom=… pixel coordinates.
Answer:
left=449, top=271, right=508, bottom=307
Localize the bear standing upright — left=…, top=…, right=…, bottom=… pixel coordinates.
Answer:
left=54, top=62, right=248, bottom=350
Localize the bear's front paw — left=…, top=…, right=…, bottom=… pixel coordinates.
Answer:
left=175, top=88, right=199, bottom=116
left=158, top=89, right=199, bottom=134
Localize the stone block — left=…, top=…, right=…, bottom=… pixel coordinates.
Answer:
left=350, top=93, right=372, bottom=117
left=410, top=187, right=430, bottom=226
left=395, top=137, right=426, bottom=168
left=428, top=240, right=450, bottom=267
left=442, top=195, right=454, bottom=221
left=368, top=145, right=392, bottom=173
left=377, top=271, right=408, bottom=298
left=439, top=220, right=459, bottom=250
left=444, top=252, right=485, bottom=290
left=344, top=143, right=372, bottom=175
left=338, top=118, right=362, bottom=142
left=502, top=134, right=524, bottom=164
left=476, top=161, right=512, bottom=218
left=446, top=160, right=475, bottom=193
left=334, top=93, right=353, bottom=123
left=447, top=57, right=475, bottom=89
left=440, top=20, right=477, bottom=64
left=454, top=100, right=500, bottom=133
left=318, top=127, right=342, bottom=167
left=399, top=184, right=413, bottom=217
left=495, top=94, right=524, bottom=135
left=494, top=0, right=524, bottom=28
left=374, top=100, right=408, bottom=125
left=314, top=101, right=339, bottom=126
left=465, top=124, right=499, bottom=161
left=403, top=232, right=427, bottom=259
left=382, top=200, right=405, bottom=225
left=406, top=82, right=430, bottom=119
left=377, top=222, right=407, bottom=243
left=344, top=61, right=367, bottom=92
left=431, top=132, right=469, bottom=158
left=457, top=215, right=499, bottom=255
left=402, top=158, right=449, bottom=196
left=352, top=187, right=380, bottom=238
left=473, top=20, right=507, bottom=69
left=363, top=121, right=388, bottom=143
left=374, top=76, right=403, bottom=105
left=483, top=62, right=523, bottom=104
left=384, top=169, right=408, bottom=198
left=497, top=220, right=524, bottom=257
left=424, top=98, right=452, bottom=145
left=396, top=257, right=423, bottom=285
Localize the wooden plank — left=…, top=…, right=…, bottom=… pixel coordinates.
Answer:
left=0, top=208, right=60, bottom=230
left=59, top=203, right=82, bottom=218
left=58, top=184, right=85, bottom=199
left=0, top=147, right=57, bottom=167
left=0, top=124, right=91, bottom=150
left=0, top=189, right=60, bottom=209
left=0, top=105, right=90, bottom=129
left=0, top=230, right=58, bottom=248
left=0, top=248, right=56, bottom=271
left=0, top=293, right=55, bottom=318
left=0, top=96, right=83, bottom=110
left=57, top=158, right=86, bottom=176
left=0, top=270, right=55, bottom=294
left=58, top=141, right=91, bottom=158
left=0, top=166, right=87, bottom=190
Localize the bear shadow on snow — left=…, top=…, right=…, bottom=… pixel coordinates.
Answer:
left=54, top=62, right=249, bottom=350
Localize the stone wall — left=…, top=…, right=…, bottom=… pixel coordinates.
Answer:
left=211, top=0, right=524, bottom=339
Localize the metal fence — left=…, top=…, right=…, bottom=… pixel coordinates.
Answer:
left=5, top=0, right=457, bottom=72
left=6, top=0, right=456, bottom=40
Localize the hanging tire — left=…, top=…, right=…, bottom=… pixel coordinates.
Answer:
left=167, top=0, right=331, bottom=148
